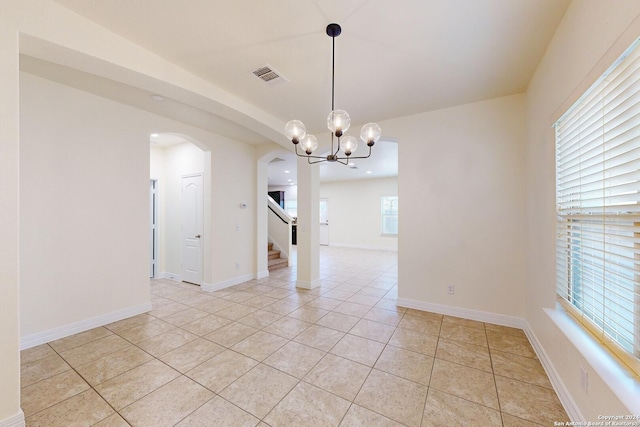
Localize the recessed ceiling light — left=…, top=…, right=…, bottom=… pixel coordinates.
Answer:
left=287, top=179, right=292, bottom=182
left=150, top=133, right=159, bottom=138
left=366, top=170, right=372, bottom=174
left=284, top=170, right=290, bottom=174
left=290, top=183, right=295, bottom=185
left=150, top=94, right=166, bottom=102
left=348, top=162, right=354, bottom=166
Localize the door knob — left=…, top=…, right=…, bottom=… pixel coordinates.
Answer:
left=195, top=234, right=201, bottom=238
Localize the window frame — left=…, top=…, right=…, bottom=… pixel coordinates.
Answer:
left=554, top=37, right=640, bottom=376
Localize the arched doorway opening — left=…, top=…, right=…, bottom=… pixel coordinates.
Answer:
left=150, top=132, right=211, bottom=286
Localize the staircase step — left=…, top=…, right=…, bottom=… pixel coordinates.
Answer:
left=268, top=257, right=288, bottom=271
left=267, top=243, right=287, bottom=272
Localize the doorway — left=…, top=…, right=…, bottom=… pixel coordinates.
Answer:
left=150, top=179, right=158, bottom=278
left=319, top=198, right=329, bottom=246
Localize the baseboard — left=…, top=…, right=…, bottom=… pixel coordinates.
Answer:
left=395, top=296, right=584, bottom=421
left=256, top=270, right=270, bottom=280
left=296, top=278, right=322, bottom=290
left=0, top=411, right=25, bottom=427
left=202, top=273, right=254, bottom=293
left=160, top=272, right=181, bottom=282
left=20, top=302, right=152, bottom=350
left=396, top=297, right=526, bottom=328
left=523, top=319, right=584, bottom=421
left=326, top=243, right=398, bottom=252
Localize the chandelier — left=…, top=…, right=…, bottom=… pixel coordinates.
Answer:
left=285, top=23, right=382, bottom=165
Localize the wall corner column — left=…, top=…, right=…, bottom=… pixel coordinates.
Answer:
left=295, top=157, right=320, bottom=289
left=256, top=159, right=269, bottom=277
left=0, top=21, right=25, bottom=425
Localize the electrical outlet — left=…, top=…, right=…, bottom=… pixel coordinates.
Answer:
left=235, top=262, right=240, bottom=270
left=235, top=224, right=240, bottom=231
left=580, top=367, right=588, bottom=394
left=447, top=285, right=455, bottom=294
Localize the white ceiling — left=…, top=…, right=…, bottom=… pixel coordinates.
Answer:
left=52, top=0, right=569, bottom=132
left=41, top=0, right=569, bottom=184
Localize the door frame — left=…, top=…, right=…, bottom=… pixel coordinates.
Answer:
left=150, top=179, right=158, bottom=278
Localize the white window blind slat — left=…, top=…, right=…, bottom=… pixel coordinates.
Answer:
left=555, top=37, right=640, bottom=373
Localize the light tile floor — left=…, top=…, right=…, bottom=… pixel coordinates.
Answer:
left=21, top=247, right=567, bottom=426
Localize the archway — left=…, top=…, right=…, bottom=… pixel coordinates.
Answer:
left=150, top=132, right=212, bottom=286
left=256, top=147, right=297, bottom=278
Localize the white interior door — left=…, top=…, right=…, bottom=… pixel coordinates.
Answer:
left=319, top=198, right=329, bottom=246
left=182, top=174, right=203, bottom=285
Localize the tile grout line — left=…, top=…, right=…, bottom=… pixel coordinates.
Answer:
left=23, top=249, right=564, bottom=426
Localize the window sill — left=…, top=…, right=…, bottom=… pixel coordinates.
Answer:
left=545, top=304, right=640, bottom=414
left=380, top=233, right=398, bottom=237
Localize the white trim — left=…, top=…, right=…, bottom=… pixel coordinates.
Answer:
left=326, top=243, right=398, bottom=252
left=256, top=270, right=270, bottom=280
left=0, top=411, right=25, bottom=427
left=296, top=278, right=322, bottom=290
left=524, top=317, right=584, bottom=421
left=160, top=272, right=182, bottom=282
left=20, top=302, right=152, bottom=350
left=544, top=306, right=640, bottom=415
left=396, top=297, right=525, bottom=328
left=201, top=273, right=254, bottom=293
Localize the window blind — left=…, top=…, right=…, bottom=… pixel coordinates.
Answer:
left=555, top=38, right=640, bottom=375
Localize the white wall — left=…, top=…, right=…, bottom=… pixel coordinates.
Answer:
left=150, top=145, right=165, bottom=273
left=151, top=142, right=205, bottom=277
left=319, top=177, right=398, bottom=251
left=20, top=72, right=151, bottom=338
left=209, top=138, right=257, bottom=288
left=149, top=145, right=165, bottom=180
left=149, top=129, right=258, bottom=292
left=2, top=1, right=281, bottom=422
left=20, top=69, right=259, bottom=335
left=525, top=1, right=640, bottom=417
left=0, top=6, right=21, bottom=422
left=393, top=94, right=526, bottom=318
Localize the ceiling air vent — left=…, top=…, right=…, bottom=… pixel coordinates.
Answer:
left=252, top=64, right=288, bottom=84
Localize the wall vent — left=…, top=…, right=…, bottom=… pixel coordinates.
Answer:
left=252, top=64, right=288, bottom=84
